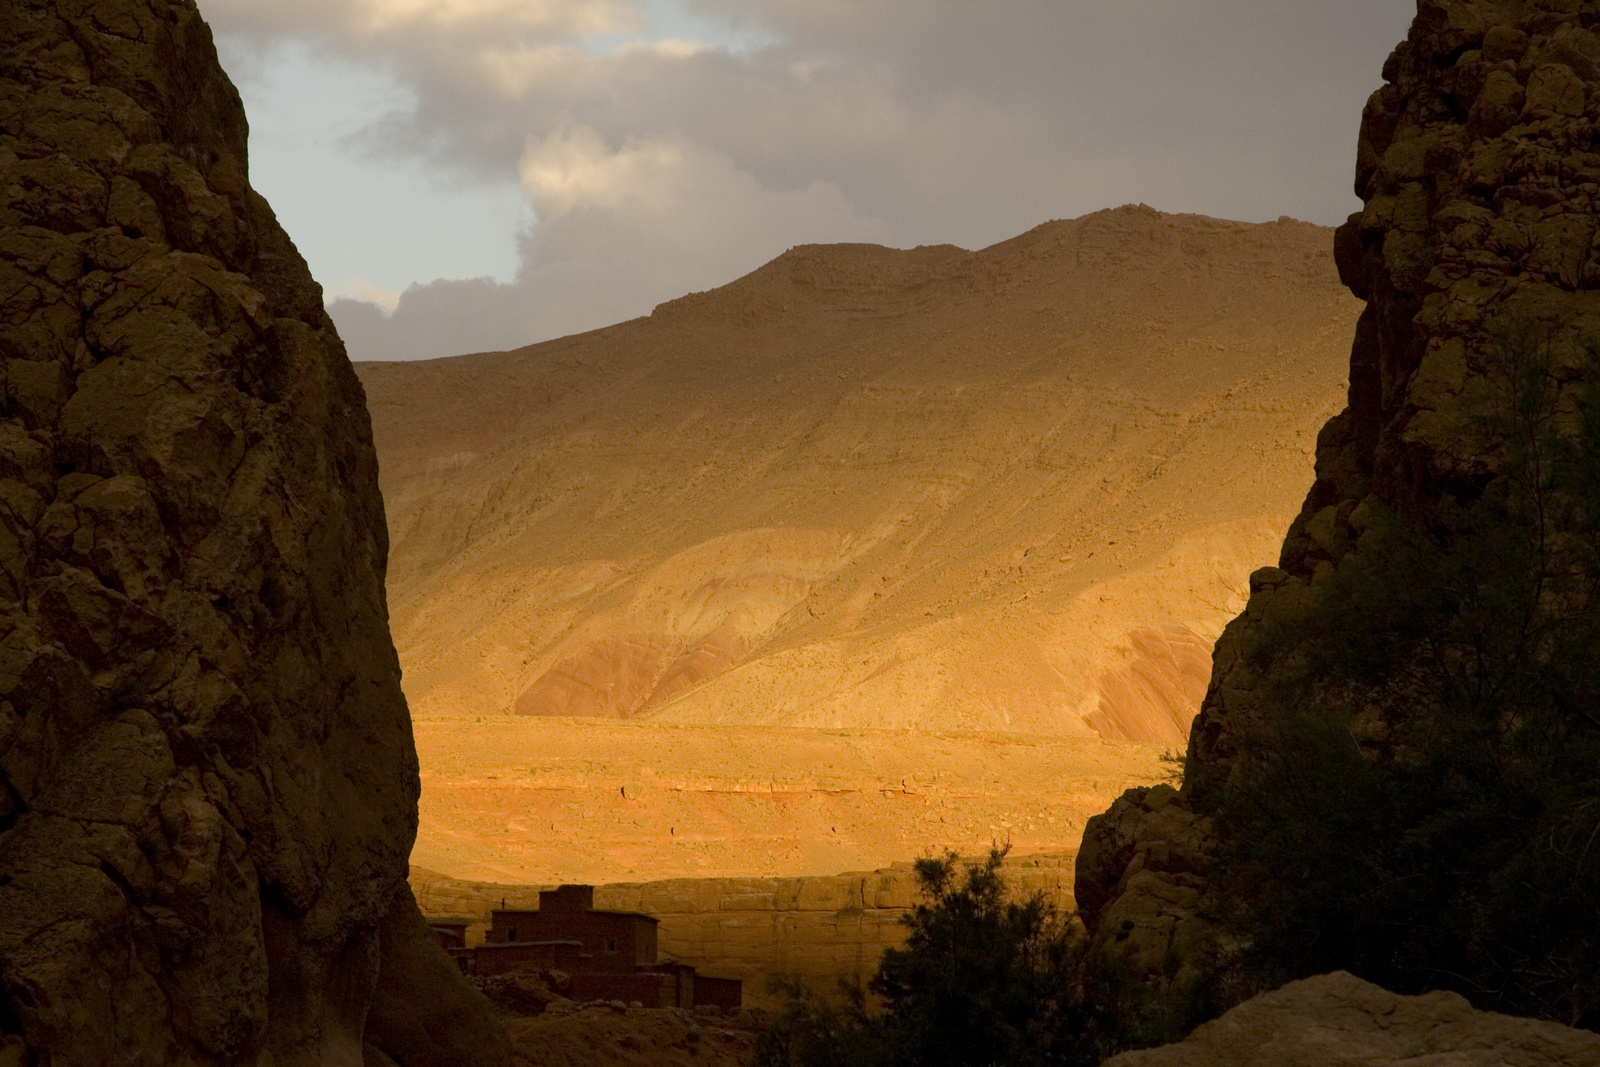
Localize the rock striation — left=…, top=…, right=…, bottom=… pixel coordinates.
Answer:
left=1078, top=0, right=1600, bottom=994
left=1103, top=971, right=1600, bottom=1067
left=407, top=714, right=1163, bottom=885
left=0, top=1, right=505, bottom=1064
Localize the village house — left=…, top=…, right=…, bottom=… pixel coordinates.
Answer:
left=429, top=884, right=741, bottom=1010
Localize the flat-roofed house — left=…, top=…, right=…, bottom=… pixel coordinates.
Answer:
left=462, top=884, right=740, bottom=1009
left=485, top=885, right=657, bottom=968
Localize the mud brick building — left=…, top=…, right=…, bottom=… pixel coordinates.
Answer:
left=452, top=885, right=741, bottom=1010
left=488, top=885, right=659, bottom=966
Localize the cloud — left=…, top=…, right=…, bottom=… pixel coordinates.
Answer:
left=329, top=276, right=404, bottom=312
left=204, top=0, right=1416, bottom=359
left=203, top=0, right=641, bottom=43
left=330, top=120, right=890, bottom=360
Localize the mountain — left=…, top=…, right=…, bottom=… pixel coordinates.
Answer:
left=357, top=206, right=1359, bottom=746
left=1076, top=0, right=1600, bottom=1030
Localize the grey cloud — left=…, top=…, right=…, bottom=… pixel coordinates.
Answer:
left=332, top=135, right=890, bottom=360
left=355, top=0, right=1415, bottom=235
left=208, top=0, right=1418, bottom=359
left=330, top=279, right=528, bottom=363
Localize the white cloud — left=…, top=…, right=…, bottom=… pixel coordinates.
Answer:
left=330, top=276, right=404, bottom=313
left=202, top=0, right=641, bottom=42
left=519, top=122, right=688, bottom=218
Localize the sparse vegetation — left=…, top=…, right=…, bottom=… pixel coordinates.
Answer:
left=756, top=849, right=1199, bottom=1067
left=1210, top=326, right=1600, bottom=1029
left=760, top=328, right=1600, bottom=1063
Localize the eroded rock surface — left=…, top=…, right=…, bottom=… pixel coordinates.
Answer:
left=1104, top=971, right=1600, bottom=1067
left=0, top=1, right=505, bottom=1064
left=1079, top=0, right=1600, bottom=985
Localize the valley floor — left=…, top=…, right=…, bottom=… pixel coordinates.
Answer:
left=412, top=716, right=1166, bottom=884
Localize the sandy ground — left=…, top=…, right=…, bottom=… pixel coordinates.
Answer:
left=411, top=715, right=1164, bottom=882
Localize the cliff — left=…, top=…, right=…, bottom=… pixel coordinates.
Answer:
left=1077, top=0, right=1600, bottom=1016
left=0, top=1, right=505, bottom=1063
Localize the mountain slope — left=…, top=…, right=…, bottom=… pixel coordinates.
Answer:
left=357, top=205, right=1358, bottom=745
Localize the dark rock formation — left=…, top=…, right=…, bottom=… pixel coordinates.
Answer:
left=0, top=1, right=508, bottom=1064
left=1103, top=971, right=1600, bottom=1067
left=364, top=883, right=509, bottom=1067
left=1078, top=0, right=1600, bottom=989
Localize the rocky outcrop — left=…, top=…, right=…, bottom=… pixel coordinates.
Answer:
left=1103, top=971, right=1600, bottom=1067
left=365, top=883, right=512, bottom=1067
left=1072, top=785, right=1213, bottom=987
left=1079, top=0, right=1600, bottom=987
left=0, top=1, right=505, bottom=1064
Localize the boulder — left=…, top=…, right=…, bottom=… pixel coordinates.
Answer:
left=1104, top=971, right=1600, bottom=1067
left=0, top=1, right=506, bottom=1063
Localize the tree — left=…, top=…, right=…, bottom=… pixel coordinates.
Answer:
left=757, top=848, right=1092, bottom=1067
left=869, top=849, right=1075, bottom=1067
left=756, top=847, right=1197, bottom=1067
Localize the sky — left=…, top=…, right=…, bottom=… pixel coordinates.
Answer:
left=202, top=0, right=1418, bottom=362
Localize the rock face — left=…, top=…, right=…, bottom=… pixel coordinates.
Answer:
left=1103, top=971, right=1600, bottom=1067
left=364, top=884, right=511, bottom=1067
left=1078, top=0, right=1600, bottom=991
left=0, top=2, right=505, bottom=1064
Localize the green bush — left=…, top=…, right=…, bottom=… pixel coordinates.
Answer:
left=1211, top=327, right=1600, bottom=1028
left=756, top=849, right=1201, bottom=1067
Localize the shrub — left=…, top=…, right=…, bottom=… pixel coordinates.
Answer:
left=756, top=849, right=1200, bottom=1067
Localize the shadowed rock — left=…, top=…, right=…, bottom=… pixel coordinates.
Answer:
left=1078, top=0, right=1600, bottom=991
left=0, top=1, right=507, bottom=1063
